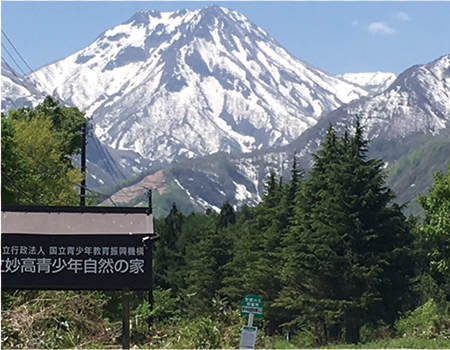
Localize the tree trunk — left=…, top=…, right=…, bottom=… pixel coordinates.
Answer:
left=345, top=322, right=360, bottom=344
left=328, top=323, right=342, bottom=342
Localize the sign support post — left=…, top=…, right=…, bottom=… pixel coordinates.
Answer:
left=122, top=288, right=130, bottom=350
left=248, top=312, right=254, bottom=327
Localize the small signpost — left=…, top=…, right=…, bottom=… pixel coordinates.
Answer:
left=240, top=294, right=263, bottom=350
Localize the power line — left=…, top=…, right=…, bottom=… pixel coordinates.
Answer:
left=85, top=187, right=117, bottom=207
left=1, top=43, right=28, bottom=76
left=87, top=124, right=138, bottom=195
left=89, top=134, right=143, bottom=203
left=101, top=137, right=129, bottom=182
left=1, top=49, right=48, bottom=100
left=1, top=61, right=20, bottom=110
left=1, top=29, right=67, bottom=105
left=1, top=30, right=52, bottom=96
left=1, top=29, right=34, bottom=74
left=87, top=123, right=128, bottom=183
left=91, top=135, right=130, bottom=185
left=1, top=170, right=44, bottom=205
left=90, top=135, right=126, bottom=190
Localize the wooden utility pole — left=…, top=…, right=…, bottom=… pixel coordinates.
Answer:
left=147, top=188, right=154, bottom=329
left=80, top=122, right=87, bottom=206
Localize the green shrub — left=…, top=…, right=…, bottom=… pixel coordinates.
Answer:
left=133, top=287, right=179, bottom=330
left=1, top=291, right=119, bottom=349
left=176, top=316, right=222, bottom=349
left=395, top=298, right=450, bottom=340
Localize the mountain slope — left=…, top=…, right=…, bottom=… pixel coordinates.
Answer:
left=26, top=5, right=367, bottom=166
left=115, top=54, right=450, bottom=216
left=1, top=63, right=43, bottom=111
left=385, top=133, right=450, bottom=217
left=346, top=55, right=449, bottom=140
left=289, top=54, right=450, bottom=157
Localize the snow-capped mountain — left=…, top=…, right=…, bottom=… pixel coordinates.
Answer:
left=1, top=63, right=43, bottom=111
left=328, top=54, right=450, bottom=141
left=128, top=54, right=449, bottom=215
left=339, top=72, right=397, bottom=95
left=26, top=5, right=368, bottom=166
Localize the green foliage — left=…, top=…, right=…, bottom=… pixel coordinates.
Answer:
left=176, top=316, right=223, bottom=349
left=132, top=296, right=246, bottom=349
left=216, top=200, right=236, bottom=230
left=221, top=170, right=293, bottom=334
left=360, top=337, right=450, bottom=349
left=4, top=109, right=450, bottom=349
left=172, top=296, right=245, bottom=349
left=154, top=204, right=186, bottom=292
left=1, top=97, right=86, bottom=205
left=1, top=291, right=119, bottom=349
left=418, top=163, right=450, bottom=274
left=132, top=287, right=180, bottom=338
left=182, top=207, right=234, bottom=316
left=412, top=273, right=450, bottom=310
left=395, top=298, right=450, bottom=340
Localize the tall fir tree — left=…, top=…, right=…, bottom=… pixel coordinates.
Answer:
left=277, top=120, right=415, bottom=344
left=221, top=169, right=303, bottom=334
left=153, top=203, right=185, bottom=292
left=216, top=200, right=236, bottom=230
left=182, top=201, right=234, bottom=316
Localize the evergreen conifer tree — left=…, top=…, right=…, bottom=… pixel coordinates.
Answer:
left=222, top=169, right=303, bottom=334
left=182, top=201, right=234, bottom=316
left=216, top=200, right=236, bottom=230
left=154, top=203, right=185, bottom=292
left=277, top=120, right=414, bottom=344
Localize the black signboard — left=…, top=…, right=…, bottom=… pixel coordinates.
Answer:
left=1, top=233, right=152, bottom=290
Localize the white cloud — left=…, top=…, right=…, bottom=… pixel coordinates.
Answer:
left=396, top=12, right=411, bottom=22
left=352, top=20, right=359, bottom=26
left=368, top=22, right=396, bottom=35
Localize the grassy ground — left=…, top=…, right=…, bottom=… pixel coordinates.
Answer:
left=272, top=337, right=450, bottom=349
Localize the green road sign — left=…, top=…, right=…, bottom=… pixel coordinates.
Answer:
left=241, top=294, right=263, bottom=318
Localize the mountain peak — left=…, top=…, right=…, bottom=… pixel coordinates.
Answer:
left=203, top=4, right=227, bottom=12
left=124, top=10, right=162, bottom=26
left=23, top=4, right=367, bottom=166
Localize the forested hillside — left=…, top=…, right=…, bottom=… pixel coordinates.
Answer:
left=2, top=101, right=450, bottom=349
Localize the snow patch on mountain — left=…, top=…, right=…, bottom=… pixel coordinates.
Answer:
left=339, top=72, right=397, bottom=95
left=1, top=63, right=44, bottom=111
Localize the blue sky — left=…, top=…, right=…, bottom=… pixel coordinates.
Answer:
left=1, top=1, right=449, bottom=76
